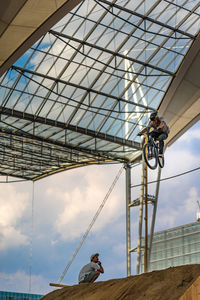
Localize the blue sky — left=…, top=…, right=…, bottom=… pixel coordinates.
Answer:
left=0, top=120, right=199, bottom=295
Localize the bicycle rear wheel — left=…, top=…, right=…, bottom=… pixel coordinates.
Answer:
left=143, top=143, right=158, bottom=170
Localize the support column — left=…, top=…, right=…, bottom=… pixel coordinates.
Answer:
left=125, top=163, right=131, bottom=276
left=144, top=160, right=148, bottom=273
left=136, top=161, right=144, bottom=274
left=148, top=167, right=162, bottom=264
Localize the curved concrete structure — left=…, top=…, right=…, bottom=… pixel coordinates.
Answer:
left=0, top=0, right=82, bottom=76
left=159, top=33, right=200, bottom=147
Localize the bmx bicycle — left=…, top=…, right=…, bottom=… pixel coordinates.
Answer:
left=141, top=131, right=165, bottom=170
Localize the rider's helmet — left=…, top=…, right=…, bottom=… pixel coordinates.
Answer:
left=150, top=111, right=158, bottom=121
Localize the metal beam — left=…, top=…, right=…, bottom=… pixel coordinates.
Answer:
left=0, top=130, right=95, bottom=161
left=49, top=283, right=69, bottom=288
left=97, top=0, right=195, bottom=39
left=0, top=170, right=31, bottom=181
left=0, top=107, right=141, bottom=150
left=125, top=163, right=131, bottom=276
left=12, top=65, right=156, bottom=111
left=0, top=125, right=121, bottom=163
left=136, top=160, right=144, bottom=274
left=27, top=48, right=165, bottom=93
left=34, top=160, right=117, bottom=182
left=144, top=156, right=148, bottom=273
left=50, top=29, right=175, bottom=76
left=68, top=11, right=184, bottom=58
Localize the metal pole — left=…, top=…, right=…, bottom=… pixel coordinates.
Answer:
left=144, top=162, right=148, bottom=272
left=125, top=163, right=131, bottom=276
left=136, top=160, right=144, bottom=274
left=144, top=135, right=148, bottom=273
left=148, top=167, right=162, bottom=264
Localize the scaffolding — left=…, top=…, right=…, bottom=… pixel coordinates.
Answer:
left=125, top=160, right=162, bottom=275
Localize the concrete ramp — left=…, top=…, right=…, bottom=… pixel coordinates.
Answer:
left=43, top=264, right=200, bottom=300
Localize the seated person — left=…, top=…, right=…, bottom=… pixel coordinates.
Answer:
left=78, top=253, right=104, bottom=284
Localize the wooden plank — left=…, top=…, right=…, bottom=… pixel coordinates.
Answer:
left=179, top=276, right=200, bottom=300
left=49, top=283, right=69, bottom=288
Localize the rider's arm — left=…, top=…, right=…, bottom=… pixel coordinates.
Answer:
left=138, top=122, right=152, bottom=135
left=138, top=128, right=147, bottom=135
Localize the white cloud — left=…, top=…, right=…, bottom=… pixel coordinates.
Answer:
left=0, top=270, right=50, bottom=295
left=0, top=185, right=29, bottom=250
left=53, top=166, right=124, bottom=241
left=179, top=126, right=200, bottom=142
left=160, top=142, right=199, bottom=192
left=183, top=187, right=200, bottom=215
left=0, top=226, right=27, bottom=250
left=112, top=242, right=126, bottom=256
left=19, top=165, right=125, bottom=245
left=108, top=261, right=126, bottom=274
left=156, top=186, right=199, bottom=229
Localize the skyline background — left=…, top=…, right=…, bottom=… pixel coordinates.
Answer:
left=0, top=120, right=199, bottom=295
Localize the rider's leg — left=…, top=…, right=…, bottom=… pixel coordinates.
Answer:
left=148, top=131, right=160, bottom=158
left=149, top=130, right=160, bottom=140
left=157, top=133, right=168, bottom=154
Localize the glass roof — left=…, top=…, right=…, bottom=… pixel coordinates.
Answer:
left=0, top=0, right=199, bottom=180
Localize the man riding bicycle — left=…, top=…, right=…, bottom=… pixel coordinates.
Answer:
left=138, top=112, right=170, bottom=157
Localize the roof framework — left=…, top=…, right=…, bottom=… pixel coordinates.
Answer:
left=0, top=0, right=199, bottom=181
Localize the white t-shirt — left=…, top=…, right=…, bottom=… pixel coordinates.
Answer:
left=78, top=262, right=99, bottom=282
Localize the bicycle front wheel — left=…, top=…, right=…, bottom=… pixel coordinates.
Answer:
left=143, top=143, right=158, bottom=170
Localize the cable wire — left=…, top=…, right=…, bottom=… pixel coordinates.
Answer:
left=131, top=166, right=200, bottom=188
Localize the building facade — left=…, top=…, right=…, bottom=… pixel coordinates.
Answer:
left=0, top=291, right=43, bottom=300
left=141, top=221, right=200, bottom=272
left=149, top=221, right=200, bottom=271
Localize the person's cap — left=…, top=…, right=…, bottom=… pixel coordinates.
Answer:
left=90, top=253, right=99, bottom=260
